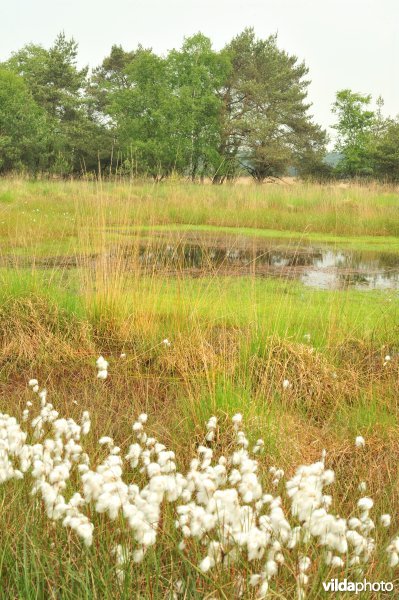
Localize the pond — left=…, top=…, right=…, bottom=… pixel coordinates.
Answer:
left=4, top=233, right=399, bottom=291
left=134, top=238, right=399, bottom=290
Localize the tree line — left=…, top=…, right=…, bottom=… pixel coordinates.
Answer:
left=0, top=30, right=398, bottom=181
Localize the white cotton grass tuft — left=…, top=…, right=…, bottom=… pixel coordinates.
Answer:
left=0, top=371, right=398, bottom=597
left=96, top=356, right=108, bottom=380
left=355, top=436, right=365, bottom=448
left=96, top=356, right=108, bottom=370
left=232, top=413, right=242, bottom=429
left=357, top=497, right=373, bottom=511
left=381, top=514, right=391, bottom=528
left=282, top=379, right=291, bottom=390
left=253, top=439, right=264, bottom=455
left=205, top=416, right=217, bottom=442
left=162, top=339, right=171, bottom=347
left=99, top=436, right=114, bottom=446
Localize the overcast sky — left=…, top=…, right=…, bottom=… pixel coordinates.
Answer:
left=1, top=0, right=398, bottom=140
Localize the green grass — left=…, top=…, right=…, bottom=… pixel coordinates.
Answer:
left=1, top=267, right=397, bottom=348
left=1, top=179, right=399, bottom=258
left=126, top=223, right=399, bottom=253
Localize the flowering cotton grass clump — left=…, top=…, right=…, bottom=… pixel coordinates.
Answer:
left=174, top=418, right=393, bottom=598
left=96, top=355, right=109, bottom=380
left=0, top=375, right=398, bottom=597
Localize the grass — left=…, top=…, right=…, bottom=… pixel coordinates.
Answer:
left=1, top=267, right=397, bottom=342
left=1, top=178, right=399, bottom=257
left=0, top=178, right=399, bottom=598
left=114, top=223, right=399, bottom=253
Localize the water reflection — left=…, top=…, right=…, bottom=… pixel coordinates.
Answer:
left=3, top=238, right=399, bottom=291
left=137, top=242, right=399, bottom=290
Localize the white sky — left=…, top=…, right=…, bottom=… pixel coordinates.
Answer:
left=1, top=0, right=398, bottom=141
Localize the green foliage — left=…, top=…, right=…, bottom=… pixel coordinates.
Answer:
left=107, top=35, right=230, bottom=179
left=6, top=34, right=87, bottom=118
left=2, top=31, right=399, bottom=181
left=332, top=89, right=376, bottom=177
left=332, top=90, right=399, bottom=181
left=88, top=45, right=138, bottom=116
left=219, top=29, right=327, bottom=182
left=166, top=34, right=231, bottom=180
left=109, top=48, right=178, bottom=178
left=372, top=119, right=399, bottom=182
left=3, top=33, right=110, bottom=174
left=0, top=69, right=47, bottom=174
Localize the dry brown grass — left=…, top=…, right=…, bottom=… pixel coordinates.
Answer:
left=0, top=296, right=93, bottom=368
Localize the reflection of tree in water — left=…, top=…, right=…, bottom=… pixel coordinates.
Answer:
left=377, top=253, right=399, bottom=269
left=339, top=273, right=370, bottom=287
left=136, top=242, right=399, bottom=289
left=143, top=244, right=314, bottom=269
left=285, top=252, right=322, bottom=267
left=338, top=271, right=399, bottom=289
left=340, top=251, right=399, bottom=271
left=255, top=250, right=322, bottom=267
left=335, top=252, right=357, bottom=269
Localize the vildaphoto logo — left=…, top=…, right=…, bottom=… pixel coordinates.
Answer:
left=322, top=579, right=394, bottom=594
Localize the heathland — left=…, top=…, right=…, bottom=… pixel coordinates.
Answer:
left=0, top=179, right=398, bottom=598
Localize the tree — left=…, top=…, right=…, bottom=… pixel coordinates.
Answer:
left=4, top=33, right=107, bottom=174
left=294, top=142, right=334, bottom=181
left=108, top=48, right=179, bottom=178
left=0, top=69, right=47, bottom=174
left=167, top=34, right=231, bottom=180
left=372, top=119, right=399, bottom=182
left=0, top=30, right=328, bottom=180
left=217, top=29, right=326, bottom=182
left=88, top=45, right=139, bottom=119
left=6, top=34, right=87, bottom=118
left=332, top=90, right=375, bottom=177
left=106, top=36, right=230, bottom=180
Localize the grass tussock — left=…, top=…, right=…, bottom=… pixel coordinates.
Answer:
left=0, top=296, right=93, bottom=369
left=249, top=339, right=360, bottom=417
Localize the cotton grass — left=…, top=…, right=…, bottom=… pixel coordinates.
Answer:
left=0, top=367, right=398, bottom=598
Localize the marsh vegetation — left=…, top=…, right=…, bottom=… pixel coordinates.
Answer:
left=0, top=179, right=398, bottom=598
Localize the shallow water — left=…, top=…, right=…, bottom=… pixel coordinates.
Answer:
left=135, top=241, right=399, bottom=290
left=4, top=235, right=399, bottom=291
